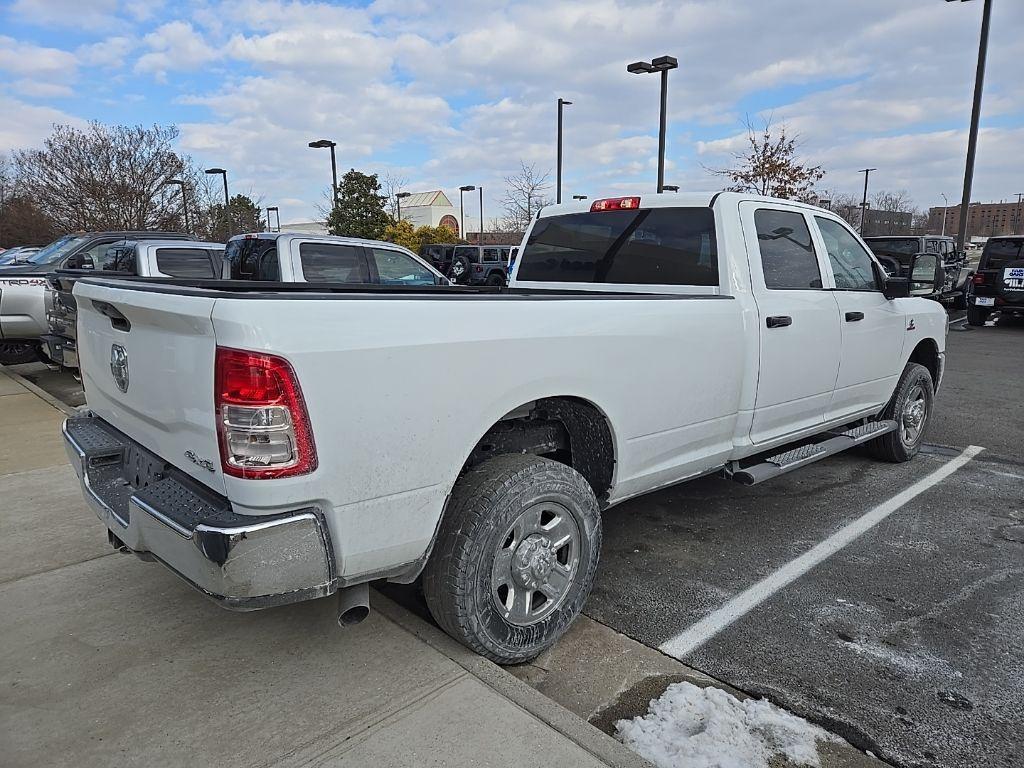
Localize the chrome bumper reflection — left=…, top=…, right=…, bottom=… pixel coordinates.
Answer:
left=63, top=416, right=336, bottom=610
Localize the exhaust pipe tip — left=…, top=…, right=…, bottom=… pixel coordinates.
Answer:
left=336, top=583, right=370, bottom=628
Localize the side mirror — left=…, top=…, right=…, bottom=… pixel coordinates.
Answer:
left=64, top=253, right=93, bottom=270
left=909, top=252, right=942, bottom=296
left=882, top=276, right=910, bottom=300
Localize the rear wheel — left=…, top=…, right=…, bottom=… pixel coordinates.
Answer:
left=423, top=455, right=601, bottom=665
left=486, top=271, right=506, bottom=287
left=867, top=363, right=934, bottom=463
left=967, top=306, right=989, bottom=326
left=0, top=341, right=39, bottom=366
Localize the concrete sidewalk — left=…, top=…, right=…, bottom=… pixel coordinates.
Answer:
left=0, top=365, right=648, bottom=768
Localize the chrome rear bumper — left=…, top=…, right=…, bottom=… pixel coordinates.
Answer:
left=63, top=415, right=336, bottom=610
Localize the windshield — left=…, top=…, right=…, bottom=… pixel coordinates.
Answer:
left=24, top=234, right=89, bottom=265
left=864, top=238, right=920, bottom=259
left=981, top=239, right=1024, bottom=270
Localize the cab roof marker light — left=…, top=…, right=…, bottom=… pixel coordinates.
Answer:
left=590, top=196, right=641, bottom=212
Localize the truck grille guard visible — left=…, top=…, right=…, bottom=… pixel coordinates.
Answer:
left=62, top=414, right=337, bottom=610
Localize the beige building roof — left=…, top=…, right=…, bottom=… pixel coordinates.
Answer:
left=400, top=190, right=453, bottom=208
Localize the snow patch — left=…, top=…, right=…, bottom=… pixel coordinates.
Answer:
left=615, top=681, right=840, bottom=768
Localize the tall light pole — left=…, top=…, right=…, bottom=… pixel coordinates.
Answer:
left=308, top=139, right=339, bottom=207
left=940, top=192, right=949, bottom=236
left=395, top=191, right=411, bottom=222
left=556, top=98, right=572, bottom=204
left=858, top=168, right=876, bottom=234
left=165, top=178, right=190, bottom=233
left=948, top=0, right=993, bottom=254
left=459, top=185, right=475, bottom=240
left=627, top=55, right=678, bottom=193
left=204, top=167, right=229, bottom=235
left=478, top=186, right=484, bottom=245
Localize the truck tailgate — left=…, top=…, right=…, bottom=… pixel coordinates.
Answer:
left=75, top=281, right=226, bottom=494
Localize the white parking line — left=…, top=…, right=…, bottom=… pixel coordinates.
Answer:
left=658, top=445, right=985, bottom=660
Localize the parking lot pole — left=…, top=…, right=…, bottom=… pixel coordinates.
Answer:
left=556, top=98, right=571, bottom=204
left=479, top=186, right=484, bottom=245
left=954, top=0, right=993, bottom=254
left=858, top=168, right=876, bottom=234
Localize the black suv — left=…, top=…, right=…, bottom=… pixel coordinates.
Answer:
left=448, top=245, right=511, bottom=286
left=418, top=243, right=458, bottom=275
left=864, top=235, right=970, bottom=308
left=967, top=236, right=1024, bottom=326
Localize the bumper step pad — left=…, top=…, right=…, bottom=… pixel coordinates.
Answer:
left=732, top=420, right=897, bottom=486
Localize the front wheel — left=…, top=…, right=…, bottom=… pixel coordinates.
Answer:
left=423, top=455, right=601, bottom=665
left=0, top=341, right=39, bottom=366
left=866, top=363, right=934, bottom=463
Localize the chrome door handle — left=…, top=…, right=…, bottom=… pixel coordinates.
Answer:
left=766, top=315, right=792, bottom=328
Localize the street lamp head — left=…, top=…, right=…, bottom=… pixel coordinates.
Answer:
left=651, top=55, right=678, bottom=71
left=627, top=60, right=655, bottom=74
left=558, top=98, right=573, bottom=106
left=572, top=195, right=588, bottom=200
left=308, top=139, right=336, bottom=149
left=395, top=192, right=412, bottom=199
left=165, top=178, right=184, bottom=186
left=662, top=184, right=680, bottom=192
left=266, top=206, right=279, bottom=212
left=459, top=185, right=476, bottom=192
left=204, top=167, right=226, bottom=175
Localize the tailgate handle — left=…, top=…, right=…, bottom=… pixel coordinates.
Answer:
left=92, top=300, right=131, bottom=332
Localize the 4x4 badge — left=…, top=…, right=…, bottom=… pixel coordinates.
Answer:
left=110, top=344, right=129, bottom=392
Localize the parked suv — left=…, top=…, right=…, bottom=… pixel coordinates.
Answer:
left=864, top=235, right=971, bottom=308
left=418, top=243, right=458, bottom=275
left=967, top=236, right=1024, bottom=326
left=448, top=245, right=511, bottom=286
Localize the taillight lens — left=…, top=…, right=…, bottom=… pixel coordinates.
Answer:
left=591, top=196, right=641, bottom=212
left=971, top=272, right=985, bottom=285
left=214, top=347, right=317, bottom=478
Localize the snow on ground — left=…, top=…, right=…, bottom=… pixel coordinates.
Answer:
left=615, top=681, right=841, bottom=768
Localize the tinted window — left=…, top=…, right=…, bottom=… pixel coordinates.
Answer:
left=454, top=246, right=479, bottom=262
left=516, top=207, right=718, bottom=286
left=97, top=242, right=136, bottom=273
left=300, top=243, right=369, bottom=282
left=155, top=247, right=219, bottom=278
left=815, top=217, right=878, bottom=291
left=981, top=239, right=1024, bottom=270
left=864, top=238, right=919, bottom=262
left=483, top=248, right=499, bottom=262
left=224, top=238, right=278, bottom=279
left=754, top=209, right=821, bottom=289
left=370, top=248, right=436, bottom=285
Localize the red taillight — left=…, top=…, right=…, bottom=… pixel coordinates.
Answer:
left=590, top=196, right=641, bottom=212
left=971, top=272, right=985, bottom=285
left=214, top=347, right=317, bottom=479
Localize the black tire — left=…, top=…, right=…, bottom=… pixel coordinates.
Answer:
left=0, top=341, right=39, bottom=366
left=967, top=306, right=989, bottom=326
left=423, top=455, right=601, bottom=665
left=866, top=363, right=934, bottom=463
left=485, top=271, right=506, bottom=287
left=449, top=254, right=472, bottom=284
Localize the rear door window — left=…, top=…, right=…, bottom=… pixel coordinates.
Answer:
left=97, top=242, right=137, bottom=273
left=754, top=209, right=822, bottom=290
left=369, top=248, right=436, bottom=285
left=224, top=238, right=278, bottom=280
left=516, top=207, right=718, bottom=286
left=299, top=242, right=370, bottom=282
left=454, top=246, right=479, bottom=263
left=154, top=247, right=220, bottom=278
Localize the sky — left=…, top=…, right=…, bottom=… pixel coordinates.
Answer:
left=1, top=0, right=1022, bottom=227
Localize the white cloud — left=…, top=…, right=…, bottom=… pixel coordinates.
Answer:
left=135, top=21, right=219, bottom=80
left=77, top=36, right=136, bottom=69
left=0, top=95, right=83, bottom=152
left=0, top=35, right=77, bottom=80
left=9, top=0, right=121, bottom=30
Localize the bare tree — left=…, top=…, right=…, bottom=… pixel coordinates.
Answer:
left=869, top=190, right=916, bottom=236
left=380, top=171, right=409, bottom=220
left=707, top=117, right=824, bottom=201
left=816, top=189, right=862, bottom=229
left=14, top=122, right=199, bottom=232
left=501, top=161, right=552, bottom=231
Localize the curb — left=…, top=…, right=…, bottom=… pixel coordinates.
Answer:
left=372, top=590, right=652, bottom=768
left=0, top=364, right=78, bottom=416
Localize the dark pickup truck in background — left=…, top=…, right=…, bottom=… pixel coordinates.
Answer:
left=864, top=235, right=974, bottom=310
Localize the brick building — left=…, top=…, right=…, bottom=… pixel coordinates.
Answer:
left=928, top=200, right=1024, bottom=238
left=861, top=209, right=913, bottom=236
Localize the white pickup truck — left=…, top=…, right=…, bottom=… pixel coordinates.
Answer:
left=63, top=192, right=947, bottom=664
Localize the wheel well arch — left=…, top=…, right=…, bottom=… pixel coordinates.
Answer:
left=908, top=338, right=940, bottom=385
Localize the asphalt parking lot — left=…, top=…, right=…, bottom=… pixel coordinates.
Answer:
left=583, top=318, right=1024, bottom=768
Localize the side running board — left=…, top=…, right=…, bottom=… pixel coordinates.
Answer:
left=731, top=420, right=898, bottom=486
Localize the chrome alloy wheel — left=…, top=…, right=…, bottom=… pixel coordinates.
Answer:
left=901, top=383, right=928, bottom=447
left=491, top=501, right=581, bottom=626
